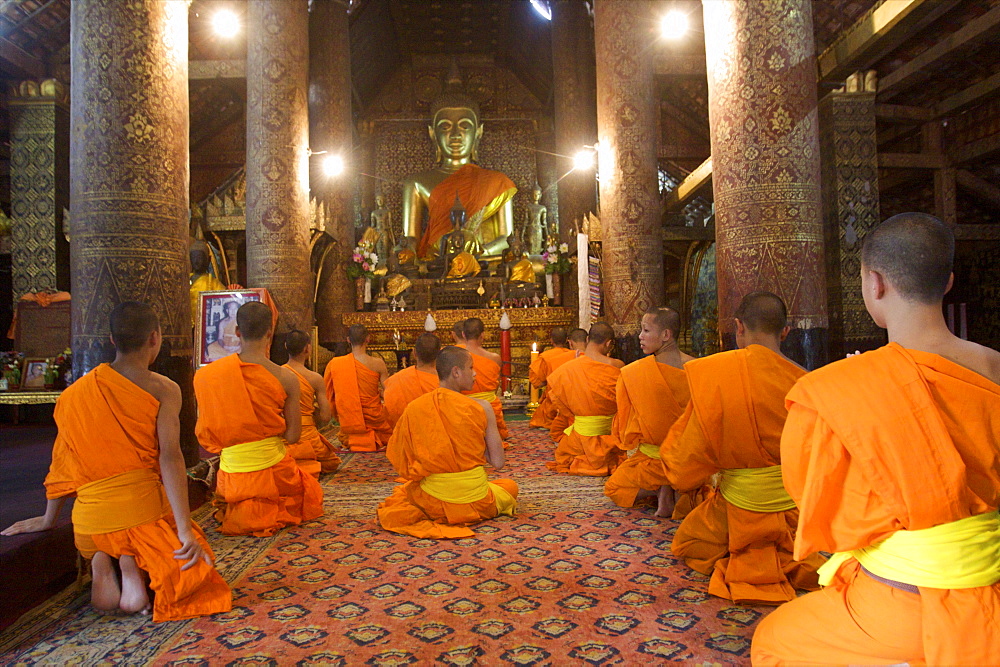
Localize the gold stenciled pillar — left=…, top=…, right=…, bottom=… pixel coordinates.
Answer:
left=246, top=0, right=314, bottom=331
left=310, top=0, right=355, bottom=347
left=594, top=0, right=663, bottom=359
left=703, top=0, right=827, bottom=368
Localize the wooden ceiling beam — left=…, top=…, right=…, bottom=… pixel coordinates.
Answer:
left=949, top=132, right=1000, bottom=165
left=956, top=169, right=1000, bottom=208
left=933, top=71, right=1000, bottom=119
left=878, top=152, right=948, bottom=169
left=952, top=224, right=1000, bottom=241
left=0, top=35, right=44, bottom=78
left=875, top=103, right=933, bottom=123
left=663, top=157, right=712, bottom=212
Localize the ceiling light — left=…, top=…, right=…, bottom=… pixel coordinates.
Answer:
left=322, top=155, right=344, bottom=177
left=212, top=9, right=240, bottom=38
left=530, top=0, right=552, bottom=21
left=573, top=149, right=595, bottom=172
left=660, top=10, right=689, bottom=40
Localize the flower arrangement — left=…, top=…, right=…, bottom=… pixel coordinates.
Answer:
left=347, top=247, right=378, bottom=280
left=45, top=349, right=72, bottom=386
left=541, top=242, right=572, bottom=275
left=2, top=351, right=24, bottom=388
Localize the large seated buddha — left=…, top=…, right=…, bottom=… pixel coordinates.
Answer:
left=401, top=82, right=517, bottom=261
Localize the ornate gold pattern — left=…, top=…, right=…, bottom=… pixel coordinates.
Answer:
left=0, top=391, right=61, bottom=406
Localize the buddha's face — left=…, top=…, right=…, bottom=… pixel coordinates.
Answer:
left=431, top=107, right=481, bottom=163
left=375, top=195, right=385, bottom=207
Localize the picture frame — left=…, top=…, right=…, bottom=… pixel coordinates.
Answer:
left=195, top=288, right=276, bottom=367
left=21, top=358, right=49, bottom=391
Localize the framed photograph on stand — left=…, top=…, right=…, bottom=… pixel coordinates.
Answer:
left=195, top=288, right=277, bottom=367
left=21, top=358, right=49, bottom=391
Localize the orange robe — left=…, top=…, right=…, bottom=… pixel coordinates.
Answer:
left=545, top=355, right=624, bottom=476
left=384, top=366, right=440, bottom=428
left=528, top=346, right=577, bottom=429
left=377, top=388, right=519, bottom=539
left=45, top=364, right=231, bottom=622
left=662, top=345, right=824, bottom=604
left=324, top=354, right=393, bottom=452
left=417, top=163, right=517, bottom=258
left=282, top=364, right=341, bottom=477
left=752, top=344, right=1000, bottom=665
left=461, top=352, right=509, bottom=441
left=604, top=355, right=700, bottom=518
left=195, top=355, right=323, bottom=536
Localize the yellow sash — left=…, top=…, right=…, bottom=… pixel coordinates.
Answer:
left=563, top=414, right=614, bottom=437
left=419, top=466, right=517, bottom=516
left=718, top=465, right=796, bottom=513
left=819, top=510, right=1000, bottom=589
left=469, top=391, right=498, bottom=403
left=638, top=443, right=661, bottom=460
left=220, top=436, right=287, bottom=473
left=73, top=468, right=169, bottom=535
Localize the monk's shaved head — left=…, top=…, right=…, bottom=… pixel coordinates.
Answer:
left=568, top=328, right=588, bottom=345
left=237, top=301, right=272, bottom=341
left=644, top=307, right=680, bottom=340
left=550, top=327, right=568, bottom=346
left=451, top=319, right=467, bottom=340
left=861, top=212, right=954, bottom=304
left=348, top=324, right=369, bottom=346
left=464, top=317, right=486, bottom=341
left=437, top=345, right=472, bottom=380
left=285, top=329, right=311, bottom=357
left=109, top=301, right=159, bottom=353
left=588, top=322, right=615, bottom=345
left=414, top=333, right=442, bottom=365
left=734, top=291, right=787, bottom=336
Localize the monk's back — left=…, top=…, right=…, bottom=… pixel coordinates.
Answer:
left=551, top=356, right=619, bottom=415
left=391, top=389, right=488, bottom=475
left=195, top=354, right=286, bottom=452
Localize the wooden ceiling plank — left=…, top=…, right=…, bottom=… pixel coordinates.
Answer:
left=956, top=168, right=1000, bottom=208
left=663, top=157, right=712, bottom=212
left=949, top=132, right=1000, bottom=166
left=878, top=152, right=947, bottom=169
left=933, top=70, right=1000, bottom=120
left=875, top=102, right=933, bottom=123
left=0, top=34, right=44, bottom=78
left=0, top=0, right=58, bottom=38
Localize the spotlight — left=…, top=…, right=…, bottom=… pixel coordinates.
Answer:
left=322, top=155, right=344, bottom=177
left=530, top=0, right=552, bottom=21
left=212, top=9, right=240, bottom=38
left=573, top=149, right=595, bottom=172
left=660, top=10, right=689, bottom=40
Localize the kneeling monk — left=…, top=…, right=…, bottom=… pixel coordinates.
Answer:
left=549, top=327, right=588, bottom=444
left=605, top=307, right=698, bottom=518
left=753, top=214, right=1000, bottom=665
left=282, top=329, right=341, bottom=477
left=462, top=317, right=509, bottom=441
left=377, top=346, right=518, bottom=539
left=3, top=302, right=231, bottom=621
left=324, top=324, right=393, bottom=451
left=195, top=302, right=323, bottom=536
left=662, top=292, right=825, bottom=605
left=384, top=332, right=442, bottom=428
left=528, top=327, right=577, bottom=430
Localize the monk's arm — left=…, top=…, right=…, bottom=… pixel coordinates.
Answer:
left=156, top=380, right=213, bottom=569
left=612, top=376, right=633, bottom=451
left=662, top=402, right=718, bottom=491
left=311, top=374, right=332, bottom=425
left=480, top=400, right=505, bottom=470
left=375, top=358, right=390, bottom=397
left=279, top=369, right=302, bottom=444
left=1, top=496, right=67, bottom=535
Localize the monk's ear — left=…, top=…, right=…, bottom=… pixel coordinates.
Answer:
left=235, top=325, right=243, bottom=339
left=944, top=272, right=955, bottom=296
left=779, top=325, right=791, bottom=342
left=734, top=318, right=746, bottom=337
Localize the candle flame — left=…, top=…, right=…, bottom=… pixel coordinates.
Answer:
left=532, top=342, right=538, bottom=352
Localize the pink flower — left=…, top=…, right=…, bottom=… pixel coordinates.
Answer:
left=362, top=262, right=371, bottom=272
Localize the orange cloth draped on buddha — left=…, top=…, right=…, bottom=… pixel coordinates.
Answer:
left=282, top=364, right=341, bottom=477
left=44, top=364, right=231, bottom=622
left=461, top=352, right=509, bottom=441
left=545, top=356, right=623, bottom=476
left=417, top=163, right=518, bottom=258
left=528, top=347, right=577, bottom=429
left=752, top=344, right=1000, bottom=665
left=384, top=366, right=440, bottom=428
left=195, top=354, right=323, bottom=536
left=377, top=388, right=519, bottom=539
left=324, top=354, right=393, bottom=452
left=661, top=345, right=824, bottom=605
left=604, top=356, right=701, bottom=518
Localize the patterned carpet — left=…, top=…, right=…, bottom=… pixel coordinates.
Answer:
left=0, top=423, right=765, bottom=665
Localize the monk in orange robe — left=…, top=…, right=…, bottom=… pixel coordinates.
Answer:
left=528, top=327, right=577, bottom=430
left=3, top=302, right=231, bottom=621
left=195, top=302, right=323, bottom=537
left=324, top=324, right=393, bottom=452
left=282, top=329, right=341, bottom=477
left=662, top=292, right=825, bottom=605
left=753, top=213, right=1000, bottom=665
left=461, top=317, right=509, bottom=441
left=384, top=332, right=441, bottom=428
left=546, top=322, right=624, bottom=476
left=378, top=346, right=518, bottom=538
left=605, top=308, right=697, bottom=518
left=548, top=327, right=588, bottom=444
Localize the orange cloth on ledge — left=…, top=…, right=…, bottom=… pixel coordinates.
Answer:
left=661, top=345, right=824, bottom=605
left=604, top=355, right=702, bottom=518
left=282, top=364, right=341, bottom=477
left=6, top=290, right=71, bottom=339
left=752, top=344, right=1000, bottom=665
left=45, top=364, right=231, bottom=622
left=528, top=346, right=577, bottom=429
left=324, top=354, right=393, bottom=452
left=384, top=366, right=440, bottom=428
left=377, top=388, right=518, bottom=539
left=462, top=353, right=509, bottom=441
left=545, top=355, right=623, bottom=476
left=195, top=354, right=323, bottom=536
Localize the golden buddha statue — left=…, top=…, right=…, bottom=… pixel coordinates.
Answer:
left=501, top=230, right=535, bottom=284
left=442, top=196, right=481, bottom=279
left=401, top=69, right=516, bottom=261
left=189, top=243, right=225, bottom=328
left=525, top=184, right=548, bottom=255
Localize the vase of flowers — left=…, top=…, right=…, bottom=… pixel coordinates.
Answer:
left=347, top=247, right=378, bottom=311
left=542, top=242, right=571, bottom=305
left=51, top=348, right=72, bottom=389
left=2, top=351, right=24, bottom=391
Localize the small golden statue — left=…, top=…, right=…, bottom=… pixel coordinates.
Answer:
left=502, top=229, right=535, bottom=284
left=525, top=183, right=548, bottom=255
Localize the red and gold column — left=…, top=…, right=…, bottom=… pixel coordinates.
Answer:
left=703, top=0, right=827, bottom=367
left=594, top=0, right=663, bottom=359
left=246, top=0, right=314, bottom=331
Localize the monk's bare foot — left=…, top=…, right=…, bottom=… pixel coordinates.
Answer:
left=654, top=486, right=676, bottom=518
left=90, top=551, right=122, bottom=611
left=118, top=555, right=151, bottom=614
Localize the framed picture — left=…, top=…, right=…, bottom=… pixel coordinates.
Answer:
left=195, top=288, right=276, bottom=367
left=21, top=358, right=49, bottom=391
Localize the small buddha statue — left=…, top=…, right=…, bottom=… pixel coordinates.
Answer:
left=525, top=184, right=547, bottom=255
left=389, top=235, right=419, bottom=279
left=502, top=230, right=535, bottom=284
left=442, top=196, right=480, bottom=279
left=369, top=192, right=393, bottom=267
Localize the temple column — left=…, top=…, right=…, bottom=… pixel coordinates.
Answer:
left=70, top=0, right=196, bottom=462
left=246, top=0, right=313, bottom=332
left=703, top=0, right=827, bottom=368
left=551, top=0, right=598, bottom=313
left=8, top=79, right=70, bottom=301
left=593, top=0, right=663, bottom=361
left=310, top=0, right=355, bottom=348
left=819, top=89, right=885, bottom=357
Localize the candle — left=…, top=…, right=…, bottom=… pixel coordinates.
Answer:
left=526, top=343, right=540, bottom=417
left=532, top=342, right=538, bottom=352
